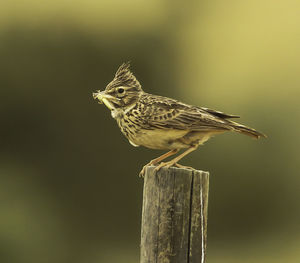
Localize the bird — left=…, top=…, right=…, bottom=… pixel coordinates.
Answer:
left=93, top=62, right=266, bottom=177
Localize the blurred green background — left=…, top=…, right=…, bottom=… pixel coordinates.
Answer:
left=0, top=0, right=299, bottom=262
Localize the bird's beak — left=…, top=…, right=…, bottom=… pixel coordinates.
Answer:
left=93, top=91, right=115, bottom=110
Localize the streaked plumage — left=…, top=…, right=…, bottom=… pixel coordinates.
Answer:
left=93, top=63, right=266, bottom=176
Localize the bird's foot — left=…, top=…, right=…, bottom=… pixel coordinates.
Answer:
left=139, top=160, right=157, bottom=178
left=139, top=149, right=180, bottom=178
left=140, top=162, right=194, bottom=177
left=154, top=160, right=176, bottom=173
left=174, top=163, right=194, bottom=170
left=139, top=165, right=148, bottom=178
left=154, top=162, right=194, bottom=173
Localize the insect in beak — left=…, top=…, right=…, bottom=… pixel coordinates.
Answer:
left=93, top=91, right=118, bottom=110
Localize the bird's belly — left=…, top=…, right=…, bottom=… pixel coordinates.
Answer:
left=132, top=129, right=189, bottom=150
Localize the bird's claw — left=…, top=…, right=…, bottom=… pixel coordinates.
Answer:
left=139, top=160, right=191, bottom=178
left=139, top=165, right=147, bottom=178
left=174, top=163, right=194, bottom=170
left=140, top=161, right=192, bottom=178
left=139, top=160, right=158, bottom=178
left=154, top=161, right=174, bottom=172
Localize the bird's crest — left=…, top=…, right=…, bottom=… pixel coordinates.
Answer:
left=106, top=62, right=142, bottom=91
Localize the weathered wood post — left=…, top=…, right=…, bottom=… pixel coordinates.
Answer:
left=140, top=166, right=209, bottom=263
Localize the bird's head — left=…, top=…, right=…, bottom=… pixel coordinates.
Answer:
left=93, top=62, right=143, bottom=112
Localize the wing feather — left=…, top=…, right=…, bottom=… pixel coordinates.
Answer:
left=142, top=95, right=233, bottom=132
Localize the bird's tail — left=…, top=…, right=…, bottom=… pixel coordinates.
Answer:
left=230, top=122, right=267, bottom=139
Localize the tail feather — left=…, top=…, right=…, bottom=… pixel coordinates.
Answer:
left=230, top=122, right=267, bottom=139
left=200, top=107, right=266, bottom=139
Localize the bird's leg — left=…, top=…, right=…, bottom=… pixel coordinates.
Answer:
left=154, top=145, right=198, bottom=172
left=149, top=149, right=180, bottom=166
left=139, top=149, right=179, bottom=178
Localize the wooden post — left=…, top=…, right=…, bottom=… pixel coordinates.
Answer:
left=140, top=166, right=209, bottom=263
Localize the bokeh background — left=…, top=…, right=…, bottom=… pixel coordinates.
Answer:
left=1, top=0, right=299, bottom=262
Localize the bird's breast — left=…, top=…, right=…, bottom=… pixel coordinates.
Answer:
left=116, top=114, right=140, bottom=144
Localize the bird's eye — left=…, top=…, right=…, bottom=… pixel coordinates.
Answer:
left=117, top=88, right=125, bottom=94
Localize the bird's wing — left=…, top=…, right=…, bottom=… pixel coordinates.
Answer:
left=199, top=107, right=240, bottom=119
left=142, top=95, right=234, bottom=131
